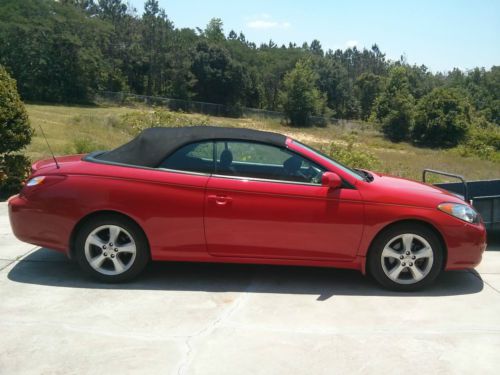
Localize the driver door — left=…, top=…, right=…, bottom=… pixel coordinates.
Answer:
left=204, top=141, right=364, bottom=261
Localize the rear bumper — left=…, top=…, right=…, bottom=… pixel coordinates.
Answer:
left=444, top=221, right=487, bottom=270
left=8, top=194, right=68, bottom=253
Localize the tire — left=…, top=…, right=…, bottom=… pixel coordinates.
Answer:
left=74, top=214, right=150, bottom=282
left=368, top=223, right=444, bottom=291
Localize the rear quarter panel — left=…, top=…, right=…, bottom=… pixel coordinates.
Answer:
left=22, top=161, right=209, bottom=258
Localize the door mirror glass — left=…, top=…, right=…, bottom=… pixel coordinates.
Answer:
left=321, top=172, right=342, bottom=189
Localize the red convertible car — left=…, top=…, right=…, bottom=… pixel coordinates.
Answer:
left=8, top=126, right=486, bottom=291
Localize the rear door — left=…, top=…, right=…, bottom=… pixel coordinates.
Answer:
left=204, top=141, right=364, bottom=261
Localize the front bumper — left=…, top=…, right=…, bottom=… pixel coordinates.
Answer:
left=443, top=221, right=487, bottom=270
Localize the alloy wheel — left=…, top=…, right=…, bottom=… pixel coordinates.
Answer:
left=84, top=225, right=137, bottom=276
left=380, top=233, right=434, bottom=285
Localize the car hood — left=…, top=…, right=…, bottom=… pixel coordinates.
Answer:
left=360, top=171, right=466, bottom=208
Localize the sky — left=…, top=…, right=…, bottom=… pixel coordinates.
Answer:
left=127, top=0, right=500, bottom=72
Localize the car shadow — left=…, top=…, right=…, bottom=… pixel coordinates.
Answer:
left=7, top=248, right=484, bottom=300
left=487, top=234, right=500, bottom=251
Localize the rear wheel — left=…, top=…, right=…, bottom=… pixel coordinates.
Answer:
left=75, top=215, right=149, bottom=282
left=368, top=224, right=444, bottom=291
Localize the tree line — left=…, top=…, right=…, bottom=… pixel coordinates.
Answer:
left=0, top=0, right=498, bottom=147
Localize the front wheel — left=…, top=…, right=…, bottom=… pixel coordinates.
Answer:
left=75, top=215, right=150, bottom=282
left=368, top=224, right=444, bottom=291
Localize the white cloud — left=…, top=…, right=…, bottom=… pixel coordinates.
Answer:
left=246, top=15, right=291, bottom=30
left=345, top=40, right=359, bottom=48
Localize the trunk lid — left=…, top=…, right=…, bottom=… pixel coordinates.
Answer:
left=31, top=155, right=85, bottom=174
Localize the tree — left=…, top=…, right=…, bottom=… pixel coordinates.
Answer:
left=315, top=56, right=359, bottom=118
left=403, top=64, right=440, bottom=99
left=95, top=0, right=132, bottom=93
left=142, top=0, right=174, bottom=96
left=191, top=41, right=249, bottom=113
left=461, top=67, right=500, bottom=125
left=280, top=59, right=327, bottom=127
left=0, top=65, right=33, bottom=197
left=371, top=67, right=415, bottom=142
left=168, top=28, right=198, bottom=100
left=355, top=73, right=383, bottom=120
left=309, top=39, right=323, bottom=56
left=412, top=87, right=472, bottom=148
left=0, top=0, right=109, bottom=102
left=204, top=18, right=225, bottom=43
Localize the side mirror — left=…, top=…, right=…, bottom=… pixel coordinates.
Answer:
left=321, top=172, right=342, bottom=189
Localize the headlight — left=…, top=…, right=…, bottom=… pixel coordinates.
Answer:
left=26, top=176, right=45, bottom=187
left=437, top=203, right=479, bottom=223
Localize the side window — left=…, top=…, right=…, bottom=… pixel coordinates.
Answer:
left=159, top=141, right=214, bottom=174
left=215, top=141, right=325, bottom=184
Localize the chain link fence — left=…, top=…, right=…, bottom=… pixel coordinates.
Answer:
left=95, top=91, right=337, bottom=126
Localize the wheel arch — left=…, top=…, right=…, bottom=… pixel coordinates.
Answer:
left=363, top=219, right=448, bottom=274
left=68, top=210, right=150, bottom=260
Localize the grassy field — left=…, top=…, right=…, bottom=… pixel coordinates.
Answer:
left=25, top=103, right=499, bottom=182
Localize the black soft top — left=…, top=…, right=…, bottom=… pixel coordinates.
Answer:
left=94, top=126, right=287, bottom=167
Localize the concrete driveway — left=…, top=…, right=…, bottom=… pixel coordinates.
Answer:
left=1, top=202, right=500, bottom=375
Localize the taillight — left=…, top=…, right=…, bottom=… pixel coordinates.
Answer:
left=25, top=176, right=46, bottom=187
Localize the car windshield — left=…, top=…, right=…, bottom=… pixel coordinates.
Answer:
left=293, top=140, right=365, bottom=181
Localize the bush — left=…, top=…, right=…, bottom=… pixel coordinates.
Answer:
left=469, top=116, right=500, bottom=150
left=412, top=87, right=472, bottom=148
left=0, top=66, right=32, bottom=154
left=71, top=137, right=106, bottom=154
left=322, top=135, right=380, bottom=170
left=0, top=154, right=31, bottom=199
left=455, top=117, right=500, bottom=161
left=381, top=106, right=414, bottom=142
left=120, top=107, right=210, bottom=134
left=0, top=65, right=33, bottom=198
left=223, top=103, right=244, bottom=118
